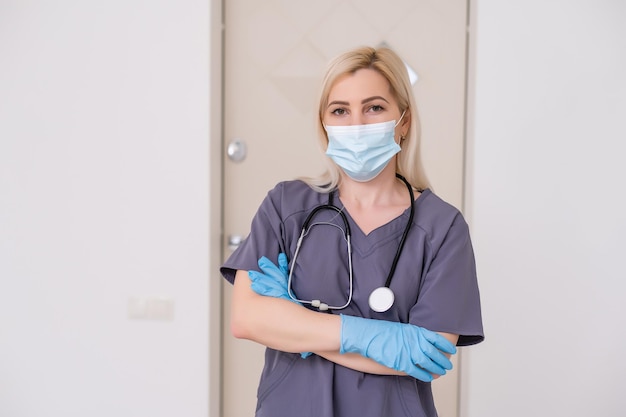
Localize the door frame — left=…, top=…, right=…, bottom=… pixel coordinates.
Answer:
left=208, top=0, right=224, bottom=416
left=208, top=1, right=477, bottom=416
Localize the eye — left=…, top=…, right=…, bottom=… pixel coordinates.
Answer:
left=367, top=104, right=385, bottom=113
left=331, top=108, right=347, bottom=116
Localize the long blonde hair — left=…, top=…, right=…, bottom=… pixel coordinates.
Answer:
left=300, top=46, right=430, bottom=192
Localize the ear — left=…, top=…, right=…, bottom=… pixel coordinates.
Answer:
left=400, top=110, right=411, bottom=136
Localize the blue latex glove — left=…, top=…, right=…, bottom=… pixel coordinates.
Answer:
left=248, top=253, right=293, bottom=301
left=340, top=314, right=457, bottom=382
left=248, top=253, right=312, bottom=359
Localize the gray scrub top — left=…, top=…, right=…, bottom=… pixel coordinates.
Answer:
left=221, top=180, right=484, bottom=417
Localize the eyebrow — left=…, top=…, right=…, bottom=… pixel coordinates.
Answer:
left=327, top=96, right=390, bottom=108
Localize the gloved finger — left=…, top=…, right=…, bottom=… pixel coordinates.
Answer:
left=249, top=271, right=289, bottom=298
left=257, top=256, right=281, bottom=276
left=277, top=253, right=289, bottom=276
left=250, top=280, right=288, bottom=299
left=428, top=350, right=453, bottom=371
left=249, top=270, right=285, bottom=291
left=257, top=255, right=273, bottom=268
left=405, top=328, right=453, bottom=372
left=248, top=269, right=287, bottom=289
left=250, top=280, right=281, bottom=298
left=250, top=280, right=275, bottom=297
left=257, top=256, right=289, bottom=285
left=404, top=365, right=434, bottom=382
left=412, top=352, right=449, bottom=376
left=421, top=328, right=457, bottom=355
left=300, top=351, right=312, bottom=359
left=413, top=337, right=453, bottom=371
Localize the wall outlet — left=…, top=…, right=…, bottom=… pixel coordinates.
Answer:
left=128, top=296, right=175, bottom=321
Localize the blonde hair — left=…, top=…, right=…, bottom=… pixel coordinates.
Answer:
left=300, top=46, right=430, bottom=192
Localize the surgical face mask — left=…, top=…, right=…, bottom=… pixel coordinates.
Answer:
left=324, top=116, right=403, bottom=182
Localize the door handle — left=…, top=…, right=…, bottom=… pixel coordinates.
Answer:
left=227, top=139, right=247, bottom=162
left=228, top=234, right=244, bottom=251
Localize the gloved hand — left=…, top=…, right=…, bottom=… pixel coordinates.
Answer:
left=340, top=314, right=457, bottom=382
left=248, top=253, right=312, bottom=359
left=248, top=253, right=294, bottom=301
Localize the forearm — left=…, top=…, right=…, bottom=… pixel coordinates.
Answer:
left=316, top=351, right=404, bottom=375
left=232, top=268, right=459, bottom=379
left=232, top=270, right=393, bottom=373
left=230, top=269, right=341, bottom=353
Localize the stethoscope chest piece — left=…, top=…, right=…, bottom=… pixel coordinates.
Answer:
left=369, top=286, right=395, bottom=313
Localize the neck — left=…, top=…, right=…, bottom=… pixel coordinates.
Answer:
left=338, top=170, right=407, bottom=208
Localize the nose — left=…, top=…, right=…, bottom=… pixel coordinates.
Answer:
left=348, top=114, right=365, bottom=126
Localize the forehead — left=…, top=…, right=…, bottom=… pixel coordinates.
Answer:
left=328, top=68, right=393, bottom=101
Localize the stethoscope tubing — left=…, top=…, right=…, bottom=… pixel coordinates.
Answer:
left=383, top=175, right=415, bottom=288
left=287, top=173, right=414, bottom=312
left=288, top=204, right=354, bottom=311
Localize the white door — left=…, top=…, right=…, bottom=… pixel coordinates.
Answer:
left=221, top=2, right=469, bottom=416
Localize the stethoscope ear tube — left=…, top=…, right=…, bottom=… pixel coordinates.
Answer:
left=301, top=204, right=351, bottom=241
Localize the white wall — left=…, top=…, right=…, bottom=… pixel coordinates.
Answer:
left=4, top=1, right=625, bottom=416
left=0, top=1, right=217, bottom=416
left=463, top=1, right=626, bottom=416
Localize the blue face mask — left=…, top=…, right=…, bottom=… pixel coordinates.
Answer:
left=324, top=115, right=404, bottom=182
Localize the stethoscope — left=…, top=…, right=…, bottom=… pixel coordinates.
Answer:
left=287, top=173, right=415, bottom=313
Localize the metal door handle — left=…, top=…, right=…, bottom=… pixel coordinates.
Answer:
left=228, top=234, right=244, bottom=251
left=227, top=139, right=247, bottom=162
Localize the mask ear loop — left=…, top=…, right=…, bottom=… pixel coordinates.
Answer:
left=395, top=110, right=408, bottom=143
left=395, top=110, right=407, bottom=127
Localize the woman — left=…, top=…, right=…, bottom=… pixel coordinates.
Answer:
left=220, top=46, right=484, bottom=417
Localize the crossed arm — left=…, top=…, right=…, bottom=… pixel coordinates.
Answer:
left=230, top=269, right=458, bottom=377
